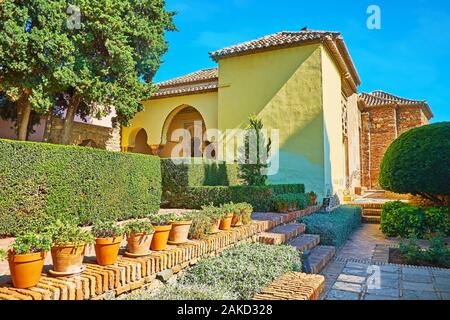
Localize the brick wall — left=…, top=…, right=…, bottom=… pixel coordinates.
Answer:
left=360, top=105, right=428, bottom=190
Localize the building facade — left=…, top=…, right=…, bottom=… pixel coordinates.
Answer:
left=1, top=29, right=433, bottom=199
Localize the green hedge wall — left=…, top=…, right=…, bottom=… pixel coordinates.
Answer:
left=300, top=206, right=362, bottom=248
left=163, top=184, right=305, bottom=212
left=161, top=158, right=305, bottom=211
left=0, top=139, right=162, bottom=236
left=161, top=158, right=240, bottom=189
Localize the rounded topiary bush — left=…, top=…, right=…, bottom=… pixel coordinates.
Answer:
left=379, top=122, right=450, bottom=201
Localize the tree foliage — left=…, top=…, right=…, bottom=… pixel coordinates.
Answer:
left=379, top=122, right=450, bottom=203
left=0, top=0, right=176, bottom=141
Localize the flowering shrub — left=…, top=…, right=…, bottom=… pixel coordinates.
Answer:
left=183, top=243, right=301, bottom=299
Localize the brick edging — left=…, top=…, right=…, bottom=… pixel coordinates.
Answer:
left=0, top=206, right=321, bottom=300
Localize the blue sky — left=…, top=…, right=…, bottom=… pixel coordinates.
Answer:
left=155, top=0, right=450, bottom=122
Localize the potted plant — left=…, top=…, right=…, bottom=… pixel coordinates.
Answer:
left=308, top=192, right=317, bottom=206
left=150, top=213, right=173, bottom=251
left=231, top=203, right=244, bottom=227
left=124, top=220, right=154, bottom=257
left=5, top=232, right=52, bottom=289
left=187, top=212, right=211, bottom=240
left=92, top=220, right=124, bottom=266
left=168, top=213, right=193, bottom=245
left=202, top=204, right=223, bottom=234
left=219, top=203, right=234, bottom=230
left=47, top=220, right=94, bottom=276
left=239, top=203, right=253, bottom=225
left=272, top=194, right=289, bottom=213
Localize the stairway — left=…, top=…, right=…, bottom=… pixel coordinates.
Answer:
left=257, top=221, right=336, bottom=274
left=358, top=203, right=383, bottom=224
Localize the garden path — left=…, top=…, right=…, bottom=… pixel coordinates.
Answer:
left=321, top=224, right=450, bottom=300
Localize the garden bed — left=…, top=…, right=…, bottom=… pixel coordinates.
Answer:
left=389, top=248, right=450, bottom=269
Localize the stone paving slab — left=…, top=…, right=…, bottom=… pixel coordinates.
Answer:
left=323, top=260, right=450, bottom=300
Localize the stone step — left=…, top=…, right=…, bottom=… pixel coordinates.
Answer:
left=356, top=203, right=384, bottom=209
left=362, top=215, right=381, bottom=224
left=306, top=245, right=336, bottom=274
left=289, top=234, right=321, bottom=252
left=258, top=223, right=306, bottom=245
left=253, top=272, right=325, bottom=300
left=362, top=208, right=382, bottom=216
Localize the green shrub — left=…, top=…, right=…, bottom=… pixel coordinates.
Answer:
left=92, top=220, right=124, bottom=239
left=47, top=220, right=94, bottom=246
left=149, top=213, right=176, bottom=226
left=381, top=202, right=449, bottom=238
left=300, top=206, right=362, bottom=248
left=272, top=193, right=307, bottom=212
left=187, top=211, right=211, bottom=240
left=163, top=184, right=305, bottom=211
left=0, top=139, right=162, bottom=236
left=161, top=158, right=240, bottom=205
left=399, top=237, right=450, bottom=268
left=379, top=122, right=450, bottom=202
left=122, top=283, right=237, bottom=300
left=124, top=220, right=155, bottom=236
left=0, top=249, right=6, bottom=261
left=11, top=232, right=52, bottom=255
left=183, top=243, right=301, bottom=299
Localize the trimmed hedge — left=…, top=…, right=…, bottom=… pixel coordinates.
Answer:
left=163, top=184, right=306, bottom=211
left=161, top=159, right=305, bottom=211
left=0, top=139, right=162, bottom=236
left=380, top=201, right=450, bottom=238
left=161, top=158, right=241, bottom=189
left=183, top=243, right=301, bottom=299
left=380, top=122, right=450, bottom=197
left=300, top=206, right=362, bottom=248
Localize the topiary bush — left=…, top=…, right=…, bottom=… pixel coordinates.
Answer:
left=0, top=139, right=162, bottom=236
left=300, top=206, right=362, bottom=248
left=379, top=122, right=450, bottom=204
left=183, top=243, right=301, bottom=299
left=381, top=201, right=449, bottom=238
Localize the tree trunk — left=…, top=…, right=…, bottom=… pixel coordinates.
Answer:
left=17, top=93, right=32, bottom=141
left=60, top=96, right=80, bottom=145
left=42, top=108, right=54, bottom=143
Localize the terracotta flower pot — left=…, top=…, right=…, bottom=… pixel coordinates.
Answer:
left=8, top=250, right=46, bottom=289
left=94, top=236, right=123, bottom=266
left=231, top=213, right=243, bottom=227
left=151, top=225, right=172, bottom=251
left=51, top=243, right=85, bottom=274
left=219, top=213, right=233, bottom=231
left=209, top=219, right=221, bottom=234
left=168, top=220, right=192, bottom=245
left=127, top=232, right=154, bottom=255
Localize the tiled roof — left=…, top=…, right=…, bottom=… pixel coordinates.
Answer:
left=210, top=31, right=339, bottom=60
left=359, top=91, right=433, bottom=119
left=152, top=68, right=218, bottom=98
left=209, top=30, right=361, bottom=87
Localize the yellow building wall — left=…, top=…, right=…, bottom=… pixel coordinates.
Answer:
left=122, top=92, right=218, bottom=150
left=217, top=44, right=327, bottom=196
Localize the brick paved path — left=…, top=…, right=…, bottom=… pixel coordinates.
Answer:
left=321, top=224, right=450, bottom=300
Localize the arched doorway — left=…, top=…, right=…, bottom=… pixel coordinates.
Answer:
left=159, top=106, right=209, bottom=158
left=131, top=129, right=152, bottom=155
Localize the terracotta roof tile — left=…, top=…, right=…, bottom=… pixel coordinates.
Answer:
left=152, top=68, right=218, bottom=98
left=209, top=30, right=360, bottom=87
left=359, top=91, right=433, bottom=119
left=210, top=31, right=340, bottom=60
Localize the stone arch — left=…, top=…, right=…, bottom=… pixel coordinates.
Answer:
left=130, top=128, right=152, bottom=155
left=159, top=105, right=208, bottom=158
